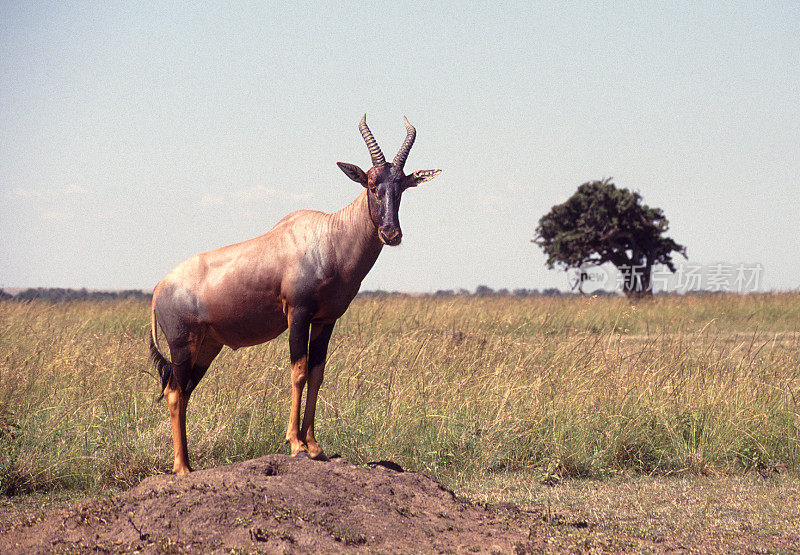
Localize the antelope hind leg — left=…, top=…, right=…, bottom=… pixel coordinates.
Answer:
left=164, top=335, right=221, bottom=475
left=164, top=378, right=191, bottom=475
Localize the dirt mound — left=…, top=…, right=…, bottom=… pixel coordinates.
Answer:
left=0, top=455, right=542, bottom=553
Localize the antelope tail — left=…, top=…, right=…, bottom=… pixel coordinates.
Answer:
left=149, top=302, right=172, bottom=401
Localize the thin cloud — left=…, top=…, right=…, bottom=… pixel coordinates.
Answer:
left=63, top=184, right=88, bottom=195
left=7, top=184, right=88, bottom=201
left=10, top=188, right=43, bottom=199
left=201, top=185, right=314, bottom=207
left=4, top=184, right=93, bottom=224
left=200, top=193, right=224, bottom=207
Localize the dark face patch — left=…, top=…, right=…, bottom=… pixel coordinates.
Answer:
left=366, top=164, right=406, bottom=246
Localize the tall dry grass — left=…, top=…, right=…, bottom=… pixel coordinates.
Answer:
left=1, top=294, right=798, bottom=495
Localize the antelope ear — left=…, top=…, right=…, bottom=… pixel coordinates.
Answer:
left=404, top=169, right=441, bottom=188
left=337, top=162, right=368, bottom=187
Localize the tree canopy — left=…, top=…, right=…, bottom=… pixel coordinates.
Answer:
left=534, top=179, right=686, bottom=297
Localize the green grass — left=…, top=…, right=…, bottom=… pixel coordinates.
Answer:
left=1, top=293, right=799, bottom=496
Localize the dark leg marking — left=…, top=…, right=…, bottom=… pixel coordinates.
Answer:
left=302, top=322, right=335, bottom=460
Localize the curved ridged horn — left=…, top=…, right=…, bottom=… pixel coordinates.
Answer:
left=359, top=114, right=385, bottom=167
left=393, top=116, right=416, bottom=169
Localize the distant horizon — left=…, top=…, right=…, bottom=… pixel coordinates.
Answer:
left=1, top=256, right=785, bottom=296
left=3, top=282, right=798, bottom=297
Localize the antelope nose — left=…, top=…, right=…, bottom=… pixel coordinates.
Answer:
left=379, top=229, right=402, bottom=245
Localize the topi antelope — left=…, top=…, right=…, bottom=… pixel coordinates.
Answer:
left=150, top=115, right=440, bottom=474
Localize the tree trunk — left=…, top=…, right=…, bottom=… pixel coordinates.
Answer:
left=619, top=262, right=653, bottom=299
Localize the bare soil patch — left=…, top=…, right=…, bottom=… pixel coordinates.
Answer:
left=0, top=455, right=545, bottom=553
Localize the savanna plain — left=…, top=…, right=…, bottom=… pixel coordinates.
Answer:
left=1, top=294, right=799, bottom=551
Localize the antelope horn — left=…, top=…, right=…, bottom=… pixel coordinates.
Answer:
left=393, top=116, right=416, bottom=169
left=359, top=114, right=385, bottom=167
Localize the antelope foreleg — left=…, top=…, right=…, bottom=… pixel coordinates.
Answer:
left=301, top=322, right=335, bottom=460
left=300, top=367, right=323, bottom=459
left=286, top=307, right=311, bottom=457
left=286, top=357, right=309, bottom=456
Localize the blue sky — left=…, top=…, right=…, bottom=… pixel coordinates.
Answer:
left=2, top=2, right=798, bottom=292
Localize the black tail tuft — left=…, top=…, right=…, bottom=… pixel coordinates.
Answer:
left=149, top=336, right=172, bottom=402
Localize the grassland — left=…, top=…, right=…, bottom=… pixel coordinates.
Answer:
left=0, top=293, right=800, bottom=551
left=2, top=293, right=799, bottom=550
left=1, top=293, right=798, bottom=497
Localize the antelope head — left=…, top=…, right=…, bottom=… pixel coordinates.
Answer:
left=337, top=115, right=441, bottom=246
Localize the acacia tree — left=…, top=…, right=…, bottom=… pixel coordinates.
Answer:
left=533, top=179, right=686, bottom=298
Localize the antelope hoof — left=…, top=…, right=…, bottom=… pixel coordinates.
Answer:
left=311, top=451, right=329, bottom=462
left=293, top=451, right=311, bottom=460
left=173, top=465, right=192, bottom=476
